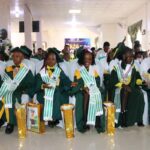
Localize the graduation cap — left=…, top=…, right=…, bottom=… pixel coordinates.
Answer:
left=47, top=47, right=63, bottom=63
left=11, top=47, right=29, bottom=56
left=20, top=46, right=32, bottom=58
left=52, top=47, right=61, bottom=54
left=112, top=37, right=131, bottom=60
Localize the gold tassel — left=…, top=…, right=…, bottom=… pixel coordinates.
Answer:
left=61, top=104, right=75, bottom=139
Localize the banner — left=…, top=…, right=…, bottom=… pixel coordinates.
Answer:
left=65, top=38, right=91, bottom=50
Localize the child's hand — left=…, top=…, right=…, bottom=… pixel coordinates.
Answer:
left=122, top=84, right=131, bottom=92
left=71, top=82, right=78, bottom=87
left=83, top=87, right=89, bottom=94
left=42, top=84, right=52, bottom=89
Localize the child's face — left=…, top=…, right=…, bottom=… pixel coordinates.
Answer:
left=12, top=51, right=24, bottom=65
left=104, top=46, right=110, bottom=53
left=136, top=54, right=143, bottom=59
left=46, top=53, right=57, bottom=67
left=84, top=53, right=92, bottom=68
left=125, top=52, right=133, bottom=64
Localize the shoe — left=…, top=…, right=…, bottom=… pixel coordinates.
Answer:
left=96, top=127, right=105, bottom=133
left=83, top=125, right=90, bottom=130
left=0, top=119, right=4, bottom=128
left=138, top=122, right=144, bottom=127
left=121, top=112, right=128, bottom=128
left=115, top=123, right=120, bottom=128
left=78, top=128, right=87, bottom=133
left=5, top=124, right=14, bottom=134
left=48, top=120, right=59, bottom=128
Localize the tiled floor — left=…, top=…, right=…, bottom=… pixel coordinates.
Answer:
left=0, top=126, right=150, bottom=150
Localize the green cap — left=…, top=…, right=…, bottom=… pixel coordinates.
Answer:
left=20, top=46, right=32, bottom=57
left=11, top=47, right=28, bottom=56
left=47, top=47, right=63, bottom=63
left=53, top=47, right=60, bottom=54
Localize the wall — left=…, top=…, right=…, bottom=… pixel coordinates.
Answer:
left=100, top=23, right=126, bottom=48
left=126, top=2, right=150, bottom=50
left=10, top=20, right=99, bottom=50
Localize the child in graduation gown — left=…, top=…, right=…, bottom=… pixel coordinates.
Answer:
left=34, top=48, right=71, bottom=127
left=70, top=49, right=105, bottom=133
left=110, top=49, right=145, bottom=127
left=0, top=47, right=34, bottom=134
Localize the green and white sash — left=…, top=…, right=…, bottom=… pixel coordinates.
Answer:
left=115, top=62, right=133, bottom=82
left=114, top=62, right=133, bottom=123
left=80, top=66, right=103, bottom=125
left=40, top=65, right=61, bottom=121
left=0, top=65, right=29, bottom=108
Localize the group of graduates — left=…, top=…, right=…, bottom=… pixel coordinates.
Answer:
left=0, top=39, right=149, bottom=135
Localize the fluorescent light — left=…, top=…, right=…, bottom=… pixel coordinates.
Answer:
left=69, top=9, right=81, bottom=14
left=10, top=6, right=24, bottom=18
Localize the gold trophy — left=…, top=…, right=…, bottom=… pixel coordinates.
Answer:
left=103, top=95, right=116, bottom=135
left=15, top=102, right=26, bottom=138
left=61, top=104, right=75, bottom=139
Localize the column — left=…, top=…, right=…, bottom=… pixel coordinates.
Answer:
left=36, top=20, right=42, bottom=49
left=24, top=3, right=32, bottom=49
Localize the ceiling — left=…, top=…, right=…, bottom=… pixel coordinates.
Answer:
left=10, top=0, right=149, bottom=26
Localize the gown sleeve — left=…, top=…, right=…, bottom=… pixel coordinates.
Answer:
left=24, top=70, right=35, bottom=98
left=59, top=70, right=72, bottom=92
left=70, top=70, right=84, bottom=95
left=34, top=73, right=44, bottom=93
left=110, top=69, right=120, bottom=89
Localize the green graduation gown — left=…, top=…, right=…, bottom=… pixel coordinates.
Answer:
left=35, top=67, right=71, bottom=121
left=0, top=65, right=34, bottom=125
left=70, top=68, right=105, bottom=133
left=110, top=65, right=145, bottom=126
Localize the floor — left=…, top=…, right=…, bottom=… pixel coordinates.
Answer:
left=0, top=126, right=150, bottom=150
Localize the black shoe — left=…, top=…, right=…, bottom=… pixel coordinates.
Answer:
left=121, top=112, right=128, bottom=128
left=96, top=127, right=105, bottom=134
left=0, top=119, right=4, bottom=128
left=115, top=123, right=120, bottom=128
left=83, top=125, right=90, bottom=131
left=138, top=122, right=144, bottom=127
left=5, top=124, right=14, bottom=134
left=48, top=120, right=59, bottom=128
left=78, top=128, right=87, bottom=133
